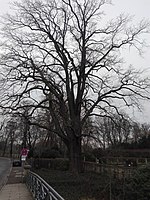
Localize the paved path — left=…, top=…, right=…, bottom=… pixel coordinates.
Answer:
left=0, top=158, right=11, bottom=189
left=0, top=166, right=33, bottom=200
left=0, top=183, right=33, bottom=200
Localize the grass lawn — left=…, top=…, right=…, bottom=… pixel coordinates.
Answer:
left=34, top=169, right=110, bottom=200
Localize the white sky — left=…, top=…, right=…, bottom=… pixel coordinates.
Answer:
left=0, top=0, right=150, bottom=123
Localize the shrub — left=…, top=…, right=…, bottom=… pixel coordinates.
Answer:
left=32, top=158, right=69, bottom=171
left=125, top=165, right=150, bottom=200
left=41, top=148, right=61, bottom=158
left=51, top=158, right=69, bottom=171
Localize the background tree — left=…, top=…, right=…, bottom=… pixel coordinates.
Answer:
left=94, top=114, right=131, bottom=149
left=132, top=122, right=141, bottom=144
left=0, top=0, right=149, bottom=172
left=0, top=124, right=10, bottom=156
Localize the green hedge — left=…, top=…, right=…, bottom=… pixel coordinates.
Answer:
left=32, top=158, right=69, bottom=171
left=51, top=158, right=69, bottom=171
left=125, top=165, right=150, bottom=200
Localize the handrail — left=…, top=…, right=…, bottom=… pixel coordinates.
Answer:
left=26, top=171, right=65, bottom=200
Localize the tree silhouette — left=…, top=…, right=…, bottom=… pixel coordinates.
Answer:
left=0, top=0, right=149, bottom=172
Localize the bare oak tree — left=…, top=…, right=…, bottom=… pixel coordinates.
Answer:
left=0, top=0, right=149, bottom=172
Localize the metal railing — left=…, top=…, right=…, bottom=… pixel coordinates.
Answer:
left=26, top=171, right=65, bottom=200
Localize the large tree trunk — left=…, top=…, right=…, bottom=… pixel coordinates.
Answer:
left=68, top=134, right=83, bottom=173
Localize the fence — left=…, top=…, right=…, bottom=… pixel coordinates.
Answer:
left=83, top=161, right=140, bottom=179
left=26, top=171, right=65, bottom=200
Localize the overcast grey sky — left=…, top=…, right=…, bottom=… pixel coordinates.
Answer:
left=0, top=0, right=150, bottom=123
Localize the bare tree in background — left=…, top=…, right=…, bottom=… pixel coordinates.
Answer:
left=95, top=114, right=131, bottom=149
left=0, top=0, right=149, bottom=172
